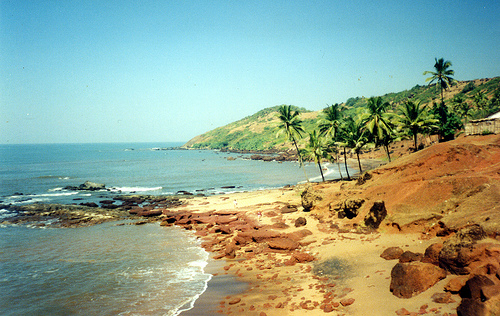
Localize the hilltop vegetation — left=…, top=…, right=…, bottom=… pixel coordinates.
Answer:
left=183, top=76, right=500, bottom=151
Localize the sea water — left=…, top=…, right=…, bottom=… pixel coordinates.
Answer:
left=0, top=142, right=353, bottom=315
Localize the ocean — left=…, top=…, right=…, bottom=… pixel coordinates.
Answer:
left=0, top=142, right=351, bottom=315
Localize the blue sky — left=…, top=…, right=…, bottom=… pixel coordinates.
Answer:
left=1, top=0, right=499, bottom=144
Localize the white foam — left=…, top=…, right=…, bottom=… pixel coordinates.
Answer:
left=110, top=186, right=162, bottom=193
left=0, top=209, right=15, bottom=219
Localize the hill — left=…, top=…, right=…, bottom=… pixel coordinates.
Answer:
left=183, top=77, right=500, bottom=151
left=310, top=133, right=500, bottom=235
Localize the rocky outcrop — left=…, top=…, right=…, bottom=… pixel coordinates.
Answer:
left=457, top=274, right=500, bottom=316
left=301, top=186, right=323, bottom=212
left=380, top=247, right=404, bottom=260
left=386, top=223, right=500, bottom=313
left=295, top=217, right=307, bottom=227
left=64, top=181, right=106, bottom=191
left=390, top=261, right=447, bottom=298
left=364, top=201, right=387, bottom=228
left=331, top=198, right=364, bottom=219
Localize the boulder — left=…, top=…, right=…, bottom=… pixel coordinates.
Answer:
left=251, top=230, right=281, bottom=243
left=422, top=243, right=443, bottom=265
left=295, top=217, right=307, bottom=227
left=438, top=224, right=488, bottom=275
left=301, top=186, right=323, bottom=212
left=139, top=209, right=163, bottom=217
left=364, top=201, right=387, bottom=228
left=457, top=274, right=500, bottom=316
left=399, top=251, right=424, bottom=263
left=285, top=252, right=315, bottom=265
left=333, top=199, right=364, bottom=219
left=380, top=247, right=404, bottom=260
left=280, top=204, right=298, bottom=214
left=80, top=181, right=106, bottom=190
left=390, top=261, right=447, bottom=298
left=267, top=238, right=300, bottom=251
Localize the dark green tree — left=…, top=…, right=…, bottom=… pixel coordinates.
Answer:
left=361, top=97, right=394, bottom=161
left=276, top=105, right=308, bottom=181
left=337, top=116, right=368, bottom=174
left=451, top=94, right=472, bottom=125
left=397, top=100, right=438, bottom=150
left=431, top=102, right=463, bottom=142
left=423, top=58, right=457, bottom=103
left=319, top=103, right=344, bottom=180
left=301, top=130, right=328, bottom=182
left=473, top=91, right=488, bottom=118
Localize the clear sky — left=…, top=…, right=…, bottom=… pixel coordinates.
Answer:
left=1, top=0, right=499, bottom=144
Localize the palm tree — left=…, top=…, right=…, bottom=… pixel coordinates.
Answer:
left=451, top=94, right=472, bottom=125
left=337, top=116, right=368, bottom=174
left=473, top=91, right=488, bottom=118
left=397, top=100, right=438, bottom=151
left=276, top=105, right=308, bottom=182
left=301, top=130, right=327, bottom=182
left=423, top=58, right=456, bottom=103
left=361, top=97, right=394, bottom=162
left=319, top=103, right=344, bottom=180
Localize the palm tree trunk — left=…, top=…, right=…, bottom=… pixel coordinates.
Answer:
left=336, top=151, right=343, bottom=180
left=343, top=147, right=350, bottom=180
left=356, top=151, right=363, bottom=174
left=292, top=138, right=309, bottom=182
left=413, top=134, right=418, bottom=152
left=384, top=144, right=391, bottom=162
left=317, top=162, right=325, bottom=182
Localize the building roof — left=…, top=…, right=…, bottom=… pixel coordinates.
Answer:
left=488, top=111, right=500, bottom=119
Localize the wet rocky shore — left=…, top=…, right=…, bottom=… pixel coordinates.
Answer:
left=0, top=194, right=183, bottom=228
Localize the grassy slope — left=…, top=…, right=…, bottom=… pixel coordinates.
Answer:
left=183, top=77, right=500, bottom=151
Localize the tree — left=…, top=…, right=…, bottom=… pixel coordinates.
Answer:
left=451, top=94, right=472, bottom=125
left=431, top=102, right=463, bottom=142
left=319, top=103, right=344, bottom=180
left=397, top=99, right=438, bottom=150
left=276, top=105, right=308, bottom=181
left=361, top=97, right=394, bottom=161
left=423, top=58, right=457, bottom=103
left=301, top=130, right=328, bottom=182
left=337, top=116, right=368, bottom=174
left=473, top=91, right=488, bottom=118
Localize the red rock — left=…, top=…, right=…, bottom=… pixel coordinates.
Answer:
left=431, top=292, right=456, bottom=303
left=214, top=215, right=238, bottom=225
left=268, top=238, right=300, bottom=250
left=444, top=275, right=470, bottom=293
left=251, top=230, right=281, bottom=243
left=390, top=261, right=447, bottom=298
left=323, top=303, right=334, bottom=312
left=228, top=298, right=241, bottom=305
left=395, top=308, right=411, bottom=315
left=295, top=217, right=307, bottom=227
left=399, top=251, right=424, bottom=263
left=340, top=298, right=355, bottom=306
left=139, top=209, right=163, bottom=217
left=286, top=229, right=312, bottom=241
left=380, top=247, right=404, bottom=260
left=422, top=243, right=443, bottom=265
left=224, top=242, right=239, bottom=259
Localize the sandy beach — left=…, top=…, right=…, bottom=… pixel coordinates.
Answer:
left=176, top=184, right=464, bottom=316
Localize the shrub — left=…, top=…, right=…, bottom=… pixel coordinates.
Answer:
left=461, top=82, right=476, bottom=94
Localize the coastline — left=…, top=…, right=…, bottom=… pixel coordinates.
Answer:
left=172, top=184, right=463, bottom=316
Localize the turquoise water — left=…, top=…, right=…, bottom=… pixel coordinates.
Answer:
left=0, top=142, right=353, bottom=315
left=0, top=222, right=210, bottom=316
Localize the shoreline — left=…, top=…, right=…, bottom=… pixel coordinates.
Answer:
left=169, top=184, right=465, bottom=316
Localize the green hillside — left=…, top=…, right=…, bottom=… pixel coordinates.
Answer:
left=182, top=77, right=500, bottom=151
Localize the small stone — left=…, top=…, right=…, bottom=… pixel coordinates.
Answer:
left=340, top=298, right=355, bottom=306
